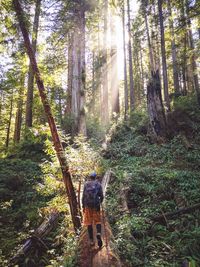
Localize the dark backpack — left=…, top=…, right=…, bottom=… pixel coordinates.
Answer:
left=84, top=181, right=100, bottom=208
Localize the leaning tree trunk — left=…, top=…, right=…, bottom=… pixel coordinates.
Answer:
left=147, top=71, right=167, bottom=142
left=25, top=0, right=41, bottom=127
left=13, top=0, right=81, bottom=232
left=10, top=211, right=60, bottom=266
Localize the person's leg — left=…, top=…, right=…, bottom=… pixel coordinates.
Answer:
left=96, top=224, right=103, bottom=248
left=87, top=224, right=95, bottom=245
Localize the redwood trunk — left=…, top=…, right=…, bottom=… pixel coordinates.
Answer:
left=6, top=91, right=13, bottom=148
left=110, top=12, right=120, bottom=116
left=25, top=0, right=41, bottom=127
left=122, top=0, right=129, bottom=118
left=167, top=0, right=180, bottom=94
left=147, top=71, right=167, bottom=141
left=78, top=5, right=87, bottom=135
left=158, top=0, right=170, bottom=111
left=13, top=0, right=81, bottom=231
left=127, top=0, right=135, bottom=110
left=101, top=0, right=109, bottom=126
left=14, top=76, right=24, bottom=143
left=144, top=8, right=155, bottom=72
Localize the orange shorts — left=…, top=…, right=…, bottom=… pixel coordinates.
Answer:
left=83, top=207, right=101, bottom=225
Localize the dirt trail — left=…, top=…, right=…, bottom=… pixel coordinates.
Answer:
left=78, top=171, right=122, bottom=267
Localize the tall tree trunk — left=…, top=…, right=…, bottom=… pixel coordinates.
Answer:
left=167, top=0, right=180, bottom=95
left=144, top=7, right=155, bottom=72
left=110, top=11, right=120, bottom=116
left=66, top=33, right=73, bottom=115
left=6, top=90, right=13, bottom=148
left=122, top=0, right=128, bottom=118
left=101, top=0, right=109, bottom=126
left=71, top=27, right=80, bottom=134
left=14, top=76, right=25, bottom=143
left=186, top=0, right=200, bottom=105
left=127, top=0, right=135, bottom=110
left=25, top=0, right=41, bottom=127
left=139, top=39, right=144, bottom=96
left=158, top=0, right=170, bottom=111
left=78, top=5, right=87, bottom=135
left=13, top=0, right=81, bottom=232
left=147, top=71, right=167, bottom=142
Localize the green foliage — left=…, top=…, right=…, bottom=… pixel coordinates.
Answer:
left=105, top=101, right=200, bottom=266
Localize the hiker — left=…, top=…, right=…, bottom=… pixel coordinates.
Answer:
left=82, top=172, right=104, bottom=248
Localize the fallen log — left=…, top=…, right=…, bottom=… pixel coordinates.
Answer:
left=10, top=211, right=60, bottom=266
left=78, top=170, right=122, bottom=267
left=151, top=203, right=200, bottom=223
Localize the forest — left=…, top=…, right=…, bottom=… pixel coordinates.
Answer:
left=0, top=0, right=200, bottom=266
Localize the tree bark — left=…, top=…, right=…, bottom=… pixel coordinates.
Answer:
left=14, top=75, right=25, bottom=143
left=122, top=0, right=129, bottom=118
left=144, top=7, right=156, bottom=72
left=151, top=203, right=200, bottom=223
left=13, top=0, right=81, bottom=232
left=167, top=0, right=180, bottom=95
left=101, top=0, right=109, bottom=126
left=147, top=70, right=167, bottom=142
left=78, top=4, right=87, bottom=136
left=158, top=0, right=170, bottom=111
left=110, top=11, right=120, bottom=117
left=66, top=33, right=73, bottom=115
left=127, top=0, right=135, bottom=111
left=6, top=90, right=13, bottom=148
left=186, top=0, right=200, bottom=105
left=10, top=212, right=60, bottom=266
left=25, top=0, right=41, bottom=127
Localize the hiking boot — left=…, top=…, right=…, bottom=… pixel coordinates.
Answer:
left=90, top=240, right=95, bottom=246
left=96, top=234, right=103, bottom=248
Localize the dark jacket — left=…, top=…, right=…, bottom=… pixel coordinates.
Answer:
left=82, top=180, right=104, bottom=210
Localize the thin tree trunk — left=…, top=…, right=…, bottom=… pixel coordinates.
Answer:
left=13, top=0, right=81, bottom=232
left=139, top=40, right=144, bottom=95
left=186, top=0, right=200, bottom=105
left=144, top=8, right=155, bottom=72
left=158, top=0, right=170, bottom=111
left=14, top=75, right=25, bottom=143
left=110, top=11, right=120, bottom=116
left=66, top=33, right=73, bottom=115
left=25, top=0, right=41, bottom=127
left=167, top=0, right=180, bottom=95
left=101, top=0, right=109, bottom=126
left=78, top=5, right=87, bottom=136
left=6, top=90, right=13, bottom=148
left=127, top=0, right=134, bottom=111
left=122, top=0, right=128, bottom=118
